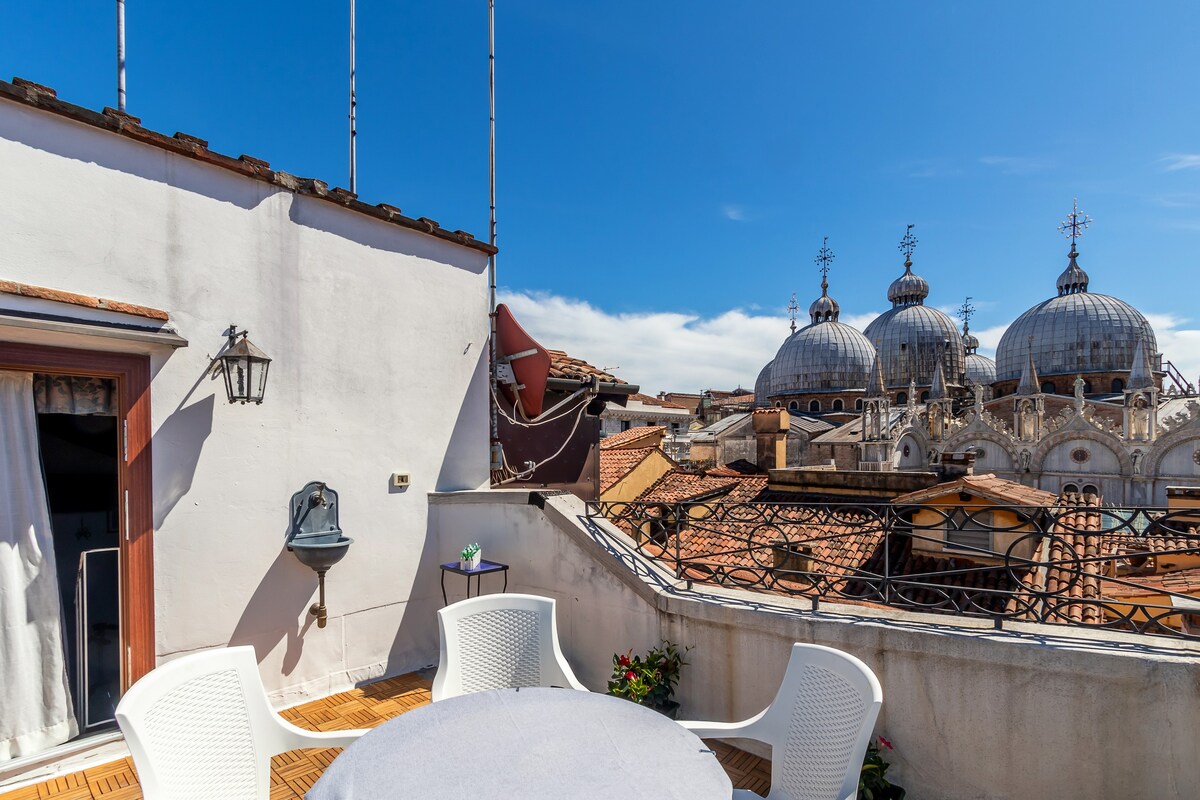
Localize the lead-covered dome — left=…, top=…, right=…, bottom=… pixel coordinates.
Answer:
left=994, top=247, right=1156, bottom=381
left=768, top=272, right=877, bottom=396
left=864, top=250, right=965, bottom=389
left=753, top=360, right=773, bottom=408
left=962, top=321, right=996, bottom=386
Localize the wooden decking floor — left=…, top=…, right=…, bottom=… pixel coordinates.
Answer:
left=1, top=672, right=771, bottom=799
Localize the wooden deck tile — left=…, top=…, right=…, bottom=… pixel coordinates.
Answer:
left=1, top=671, right=771, bottom=800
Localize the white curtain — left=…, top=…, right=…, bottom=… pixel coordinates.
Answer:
left=0, top=370, right=77, bottom=759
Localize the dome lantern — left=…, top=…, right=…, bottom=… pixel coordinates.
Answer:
left=808, top=236, right=840, bottom=324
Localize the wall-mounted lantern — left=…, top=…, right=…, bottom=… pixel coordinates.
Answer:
left=220, top=324, right=272, bottom=404
left=286, top=481, right=353, bottom=628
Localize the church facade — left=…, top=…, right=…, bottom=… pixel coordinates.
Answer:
left=759, top=208, right=1200, bottom=505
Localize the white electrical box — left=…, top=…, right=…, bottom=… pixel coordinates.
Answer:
left=391, top=472, right=411, bottom=488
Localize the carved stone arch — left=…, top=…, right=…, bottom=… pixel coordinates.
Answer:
left=894, top=428, right=931, bottom=469
left=943, top=430, right=1019, bottom=466
left=1032, top=428, right=1132, bottom=475
left=1144, top=426, right=1200, bottom=477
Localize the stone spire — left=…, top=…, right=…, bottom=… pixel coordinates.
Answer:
left=1128, top=330, right=1155, bottom=390
left=866, top=354, right=886, bottom=398
left=1016, top=337, right=1040, bottom=396
left=929, top=354, right=947, bottom=400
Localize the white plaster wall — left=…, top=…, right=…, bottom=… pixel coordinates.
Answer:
left=431, top=491, right=1200, bottom=800
left=0, top=102, right=490, bottom=701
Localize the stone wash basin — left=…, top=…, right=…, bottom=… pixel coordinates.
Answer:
left=288, top=534, right=354, bottom=571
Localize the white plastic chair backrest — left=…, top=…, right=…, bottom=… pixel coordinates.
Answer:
left=749, top=643, right=883, bottom=800
left=432, top=593, right=580, bottom=700
left=115, top=646, right=288, bottom=800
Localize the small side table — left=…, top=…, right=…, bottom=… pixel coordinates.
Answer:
left=440, top=560, right=509, bottom=606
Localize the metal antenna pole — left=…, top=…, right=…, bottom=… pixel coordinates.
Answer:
left=349, top=0, right=357, bottom=194
left=116, top=0, right=126, bottom=111
left=488, top=0, right=501, bottom=469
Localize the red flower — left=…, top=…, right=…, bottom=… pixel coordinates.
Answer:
left=878, top=735, right=893, bottom=750
left=625, top=671, right=636, bottom=680
left=618, top=655, right=631, bottom=667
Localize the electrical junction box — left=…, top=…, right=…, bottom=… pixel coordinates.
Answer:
left=391, top=472, right=411, bottom=489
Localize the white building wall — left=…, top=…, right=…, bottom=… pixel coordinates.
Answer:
left=0, top=101, right=490, bottom=702
left=432, top=491, right=1200, bottom=800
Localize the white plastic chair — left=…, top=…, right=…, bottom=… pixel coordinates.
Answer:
left=115, top=646, right=368, bottom=800
left=432, top=593, right=588, bottom=701
left=680, top=643, right=883, bottom=800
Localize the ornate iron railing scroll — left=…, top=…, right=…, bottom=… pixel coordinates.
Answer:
left=588, top=500, right=1200, bottom=641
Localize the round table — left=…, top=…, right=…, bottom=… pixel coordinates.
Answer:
left=305, top=687, right=732, bottom=800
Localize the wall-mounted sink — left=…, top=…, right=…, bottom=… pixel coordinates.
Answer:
left=289, top=533, right=354, bottom=572
left=286, top=481, right=353, bottom=628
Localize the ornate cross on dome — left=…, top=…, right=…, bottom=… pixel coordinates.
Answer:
left=1058, top=198, right=1091, bottom=248
left=815, top=236, right=835, bottom=285
left=787, top=292, right=799, bottom=334
left=957, top=296, right=975, bottom=333
left=898, top=224, right=918, bottom=266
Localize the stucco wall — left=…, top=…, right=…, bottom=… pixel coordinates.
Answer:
left=0, top=100, right=490, bottom=702
left=431, top=490, right=1200, bottom=800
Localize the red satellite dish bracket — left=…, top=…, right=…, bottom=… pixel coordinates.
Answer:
left=494, top=304, right=552, bottom=418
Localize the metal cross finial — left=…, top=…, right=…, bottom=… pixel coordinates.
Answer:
left=1058, top=198, right=1091, bottom=248
left=787, top=292, right=799, bottom=333
left=898, top=224, right=918, bottom=265
left=814, top=236, right=835, bottom=284
left=957, top=296, right=975, bottom=332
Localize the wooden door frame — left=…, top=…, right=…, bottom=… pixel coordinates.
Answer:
left=0, top=341, right=155, bottom=689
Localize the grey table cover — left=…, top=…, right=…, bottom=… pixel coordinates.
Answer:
left=306, top=687, right=732, bottom=800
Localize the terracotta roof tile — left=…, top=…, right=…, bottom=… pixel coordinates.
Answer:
left=629, top=392, right=688, bottom=409
left=706, top=460, right=763, bottom=477
left=546, top=350, right=624, bottom=384
left=637, top=471, right=740, bottom=504
left=599, top=447, right=656, bottom=492
left=892, top=474, right=1058, bottom=508
left=600, top=426, right=666, bottom=450
left=0, top=279, right=168, bottom=321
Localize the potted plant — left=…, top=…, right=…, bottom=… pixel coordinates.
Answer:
left=859, top=735, right=905, bottom=799
left=459, top=542, right=481, bottom=571
left=607, top=640, right=690, bottom=718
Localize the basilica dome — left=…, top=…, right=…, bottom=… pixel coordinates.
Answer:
left=753, top=360, right=773, bottom=408
left=768, top=276, right=877, bottom=396
left=863, top=254, right=965, bottom=389
left=994, top=248, right=1155, bottom=382
left=962, top=329, right=997, bottom=386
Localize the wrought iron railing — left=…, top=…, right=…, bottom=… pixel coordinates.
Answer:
left=587, top=500, right=1200, bottom=640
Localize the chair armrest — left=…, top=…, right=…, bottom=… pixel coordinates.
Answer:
left=284, top=725, right=371, bottom=750
left=677, top=718, right=758, bottom=740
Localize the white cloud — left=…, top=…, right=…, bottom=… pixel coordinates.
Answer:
left=501, top=290, right=802, bottom=395
left=496, top=293, right=1200, bottom=397
left=1160, top=154, right=1200, bottom=171
left=1144, top=313, right=1200, bottom=388
left=1150, top=193, right=1200, bottom=208
left=970, top=322, right=1010, bottom=359
left=721, top=204, right=747, bottom=222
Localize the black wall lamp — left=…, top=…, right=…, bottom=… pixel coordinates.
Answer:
left=220, top=324, right=272, bottom=404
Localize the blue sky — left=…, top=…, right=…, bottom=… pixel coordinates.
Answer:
left=5, top=2, right=1200, bottom=392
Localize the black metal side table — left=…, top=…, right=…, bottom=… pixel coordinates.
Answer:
left=439, top=560, right=509, bottom=606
